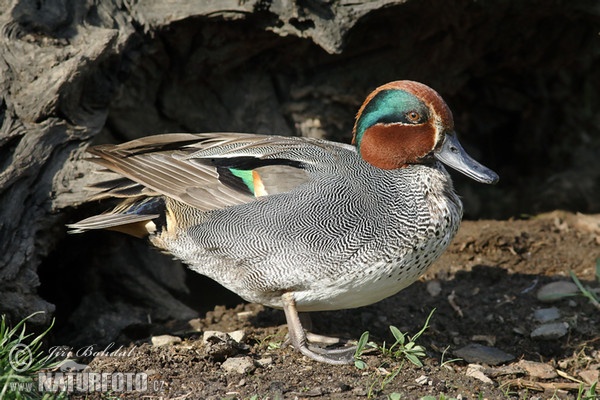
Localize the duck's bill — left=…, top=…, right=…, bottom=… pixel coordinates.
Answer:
left=434, top=132, right=499, bottom=184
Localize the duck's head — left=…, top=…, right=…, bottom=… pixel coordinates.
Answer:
left=352, top=81, right=498, bottom=184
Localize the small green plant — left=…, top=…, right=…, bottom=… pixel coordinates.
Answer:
left=379, top=309, right=435, bottom=367
left=576, top=380, right=598, bottom=400
left=440, top=345, right=461, bottom=368
left=366, top=366, right=402, bottom=399
left=356, top=310, right=437, bottom=399
left=0, top=312, right=65, bottom=400
left=267, top=341, right=282, bottom=350
left=354, top=330, right=371, bottom=369
left=569, top=258, right=600, bottom=311
left=259, top=332, right=285, bottom=351
left=355, top=309, right=435, bottom=369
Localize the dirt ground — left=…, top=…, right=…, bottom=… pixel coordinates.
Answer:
left=67, top=211, right=599, bottom=400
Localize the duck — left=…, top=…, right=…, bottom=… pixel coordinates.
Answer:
left=68, top=80, right=498, bottom=364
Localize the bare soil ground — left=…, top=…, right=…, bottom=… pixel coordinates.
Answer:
left=70, top=212, right=599, bottom=400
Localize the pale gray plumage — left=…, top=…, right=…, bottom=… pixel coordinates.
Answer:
left=160, top=155, right=461, bottom=312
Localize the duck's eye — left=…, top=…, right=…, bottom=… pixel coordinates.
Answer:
left=406, top=111, right=421, bottom=123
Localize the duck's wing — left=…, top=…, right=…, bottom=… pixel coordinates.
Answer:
left=81, top=132, right=356, bottom=212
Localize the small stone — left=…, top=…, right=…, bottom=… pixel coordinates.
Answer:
left=512, top=327, right=527, bottom=336
left=533, top=307, right=561, bottom=323
left=187, top=318, right=203, bottom=331
left=578, top=369, right=599, bottom=385
left=415, top=375, right=429, bottom=385
left=572, top=213, right=600, bottom=234
left=203, top=330, right=229, bottom=344
left=352, top=387, right=367, bottom=396
left=236, top=311, right=254, bottom=319
left=426, top=280, right=442, bottom=297
left=485, top=364, right=526, bottom=378
left=151, top=334, right=181, bottom=347
left=517, top=360, right=557, bottom=379
left=221, top=356, right=255, bottom=374
left=338, top=383, right=352, bottom=392
left=537, top=281, right=579, bottom=302
left=471, top=335, right=496, bottom=346
left=269, top=381, right=285, bottom=397
left=203, top=330, right=238, bottom=358
left=530, top=322, right=569, bottom=340
left=465, top=364, right=494, bottom=384
left=56, top=359, right=88, bottom=372
left=255, top=357, right=273, bottom=368
left=454, top=343, right=515, bottom=365
left=228, top=330, right=246, bottom=344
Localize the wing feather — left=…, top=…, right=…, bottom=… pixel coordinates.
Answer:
left=83, top=133, right=356, bottom=212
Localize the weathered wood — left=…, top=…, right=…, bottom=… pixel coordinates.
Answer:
left=0, top=0, right=599, bottom=344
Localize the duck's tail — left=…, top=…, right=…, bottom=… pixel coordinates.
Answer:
left=67, top=196, right=165, bottom=238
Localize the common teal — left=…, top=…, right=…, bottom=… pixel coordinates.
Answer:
left=69, top=80, right=498, bottom=364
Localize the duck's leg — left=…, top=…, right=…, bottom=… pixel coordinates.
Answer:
left=281, top=292, right=356, bottom=364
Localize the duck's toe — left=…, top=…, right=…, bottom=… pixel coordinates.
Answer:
left=299, top=343, right=356, bottom=365
left=282, top=292, right=356, bottom=365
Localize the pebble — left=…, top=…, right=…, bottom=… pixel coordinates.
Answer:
left=533, top=307, right=561, bottom=323
left=203, top=329, right=247, bottom=344
left=221, top=356, right=255, bottom=374
left=415, top=375, right=429, bottom=385
left=203, top=330, right=230, bottom=344
left=530, top=322, right=569, bottom=340
left=151, top=334, right=182, bottom=347
left=426, top=280, right=442, bottom=297
left=454, top=343, right=515, bottom=365
left=578, top=369, right=599, bottom=385
left=465, top=364, right=494, bottom=384
left=337, top=383, right=352, bottom=392
left=187, top=318, right=203, bottom=331
left=228, top=330, right=246, bottom=344
left=512, top=327, right=527, bottom=336
left=537, top=281, right=579, bottom=302
left=517, top=360, right=557, bottom=379
left=471, top=334, right=496, bottom=346
left=203, top=330, right=239, bottom=358
left=236, top=311, right=254, bottom=319
left=255, top=357, right=273, bottom=368
left=269, top=381, right=285, bottom=397
left=568, top=299, right=577, bottom=307
left=572, top=212, right=600, bottom=234
left=485, top=364, right=526, bottom=378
